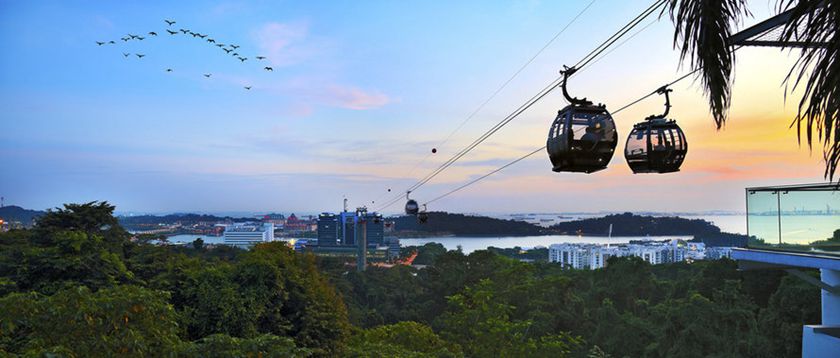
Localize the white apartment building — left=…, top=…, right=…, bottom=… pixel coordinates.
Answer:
left=223, top=222, right=275, bottom=247
left=549, top=244, right=590, bottom=269
left=549, top=240, right=726, bottom=270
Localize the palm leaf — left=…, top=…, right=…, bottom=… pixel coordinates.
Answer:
left=778, top=0, right=839, bottom=180
left=665, top=0, right=750, bottom=128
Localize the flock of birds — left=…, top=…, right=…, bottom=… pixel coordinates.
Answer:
left=96, top=19, right=273, bottom=90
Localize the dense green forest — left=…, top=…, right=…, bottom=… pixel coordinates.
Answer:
left=0, top=202, right=820, bottom=357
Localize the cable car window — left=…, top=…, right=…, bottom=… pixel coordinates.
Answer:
left=626, top=129, right=647, bottom=155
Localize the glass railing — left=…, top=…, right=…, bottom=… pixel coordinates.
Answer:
left=746, top=183, right=840, bottom=256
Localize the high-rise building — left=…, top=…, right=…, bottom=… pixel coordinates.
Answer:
left=317, top=211, right=385, bottom=247
left=317, top=213, right=339, bottom=245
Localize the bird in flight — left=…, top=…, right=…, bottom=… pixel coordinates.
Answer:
left=96, top=41, right=105, bottom=46
left=148, top=31, right=157, bottom=36
left=256, top=56, right=266, bottom=60
left=238, top=57, right=247, bottom=62
left=108, top=40, right=115, bottom=44
left=167, top=30, right=177, bottom=35
left=123, top=53, right=130, bottom=57
left=137, top=36, right=145, bottom=40
left=166, top=68, right=173, bottom=72
left=197, top=34, right=207, bottom=39
left=203, top=73, right=212, bottom=78
left=128, top=34, right=139, bottom=39
left=244, top=86, right=251, bottom=90
left=207, top=38, right=215, bottom=43
left=232, top=52, right=239, bottom=57
left=223, top=48, right=232, bottom=53
left=121, top=37, right=130, bottom=41
left=215, top=43, right=225, bottom=47
left=179, top=29, right=189, bottom=34
left=230, top=45, right=240, bottom=49
left=264, top=66, right=273, bottom=71
left=165, top=19, right=176, bottom=26
left=136, top=54, right=145, bottom=58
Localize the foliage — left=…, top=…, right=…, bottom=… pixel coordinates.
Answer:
left=439, top=279, right=583, bottom=357
left=0, top=285, right=182, bottom=356
left=402, top=242, right=449, bottom=265
left=0, top=205, right=350, bottom=357
left=667, top=0, right=840, bottom=179
left=0, top=203, right=824, bottom=357
left=779, top=0, right=840, bottom=180
left=179, top=334, right=311, bottom=357
left=665, top=0, right=750, bottom=127
left=347, top=321, right=463, bottom=357
left=0, top=203, right=134, bottom=295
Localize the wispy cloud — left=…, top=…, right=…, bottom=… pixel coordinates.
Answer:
left=321, top=85, right=391, bottom=110
left=254, top=21, right=312, bottom=67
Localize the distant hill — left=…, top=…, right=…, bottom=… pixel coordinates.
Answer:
left=391, top=212, right=543, bottom=237
left=548, top=212, right=748, bottom=247
left=389, top=211, right=747, bottom=246
left=118, top=213, right=252, bottom=230
left=0, top=205, right=45, bottom=227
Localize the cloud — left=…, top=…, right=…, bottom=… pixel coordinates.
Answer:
left=254, top=21, right=312, bottom=67
left=321, top=85, right=391, bottom=110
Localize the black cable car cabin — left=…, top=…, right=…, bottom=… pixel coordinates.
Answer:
left=405, top=199, right=419, bottom=215
left=547, top=105, right=617, bottom=173
left=624, top=88, right=687, bottom=174
left=418, top=211, right=428, bottom=224
left=547, top=67, right=617, bottom=173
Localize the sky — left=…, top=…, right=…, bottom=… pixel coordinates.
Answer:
left=0, top=0, right=830, bottom=215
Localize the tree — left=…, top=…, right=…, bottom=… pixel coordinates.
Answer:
left=439, top=279, right=582, bottom=357
left=0, top=285, right=182, bottom=356
left=667, top=0, right=840, bottom=179
left=179, top=334, right=310, bottom=357
left=759, top=274, right=821, bottom=357
left=347, top=321, right=463, bottom=357
left=192, top=237, right=205, bottom=250
left=0, top=228, right=133, bottom=294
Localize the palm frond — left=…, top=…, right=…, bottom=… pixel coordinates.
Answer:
left=779, top=0, right=840, bottom=180
left=666, top=0, right=750, bottom=128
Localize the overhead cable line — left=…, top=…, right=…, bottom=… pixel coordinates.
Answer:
left=401, top=0, right=599, bottom=180
left=376, top=0, right=667, bottom=212
left=421, top=48, right=746, bottom=206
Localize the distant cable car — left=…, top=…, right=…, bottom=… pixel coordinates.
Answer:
left=547, top=67, right=617, bottom=173
left=405, top=192, right=419, bottom=215
left=624, top=87, right=687, bottom=174
left=418, top=204, right=429, bottom=224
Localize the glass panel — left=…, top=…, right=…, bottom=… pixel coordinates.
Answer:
left=747, top=185, right=840, bottom=256
left=673, top=129, right=682, bottom=150
left=747, top=191, right=783, bottom=245
left=626, top=129, right=647, bottom=155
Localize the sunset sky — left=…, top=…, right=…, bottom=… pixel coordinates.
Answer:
left=0, top=0, right=829, bottom=215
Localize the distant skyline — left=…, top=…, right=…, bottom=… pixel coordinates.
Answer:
left=0, top=1, right=828, bottom=214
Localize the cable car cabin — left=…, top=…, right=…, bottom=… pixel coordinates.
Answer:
left=418, top=211, right=428, bottom=224
left=405, top=199, right=419, bottom=215
left=624, top=118, right=687, bottom=173
left=547, top=104, right=617, bottom=173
